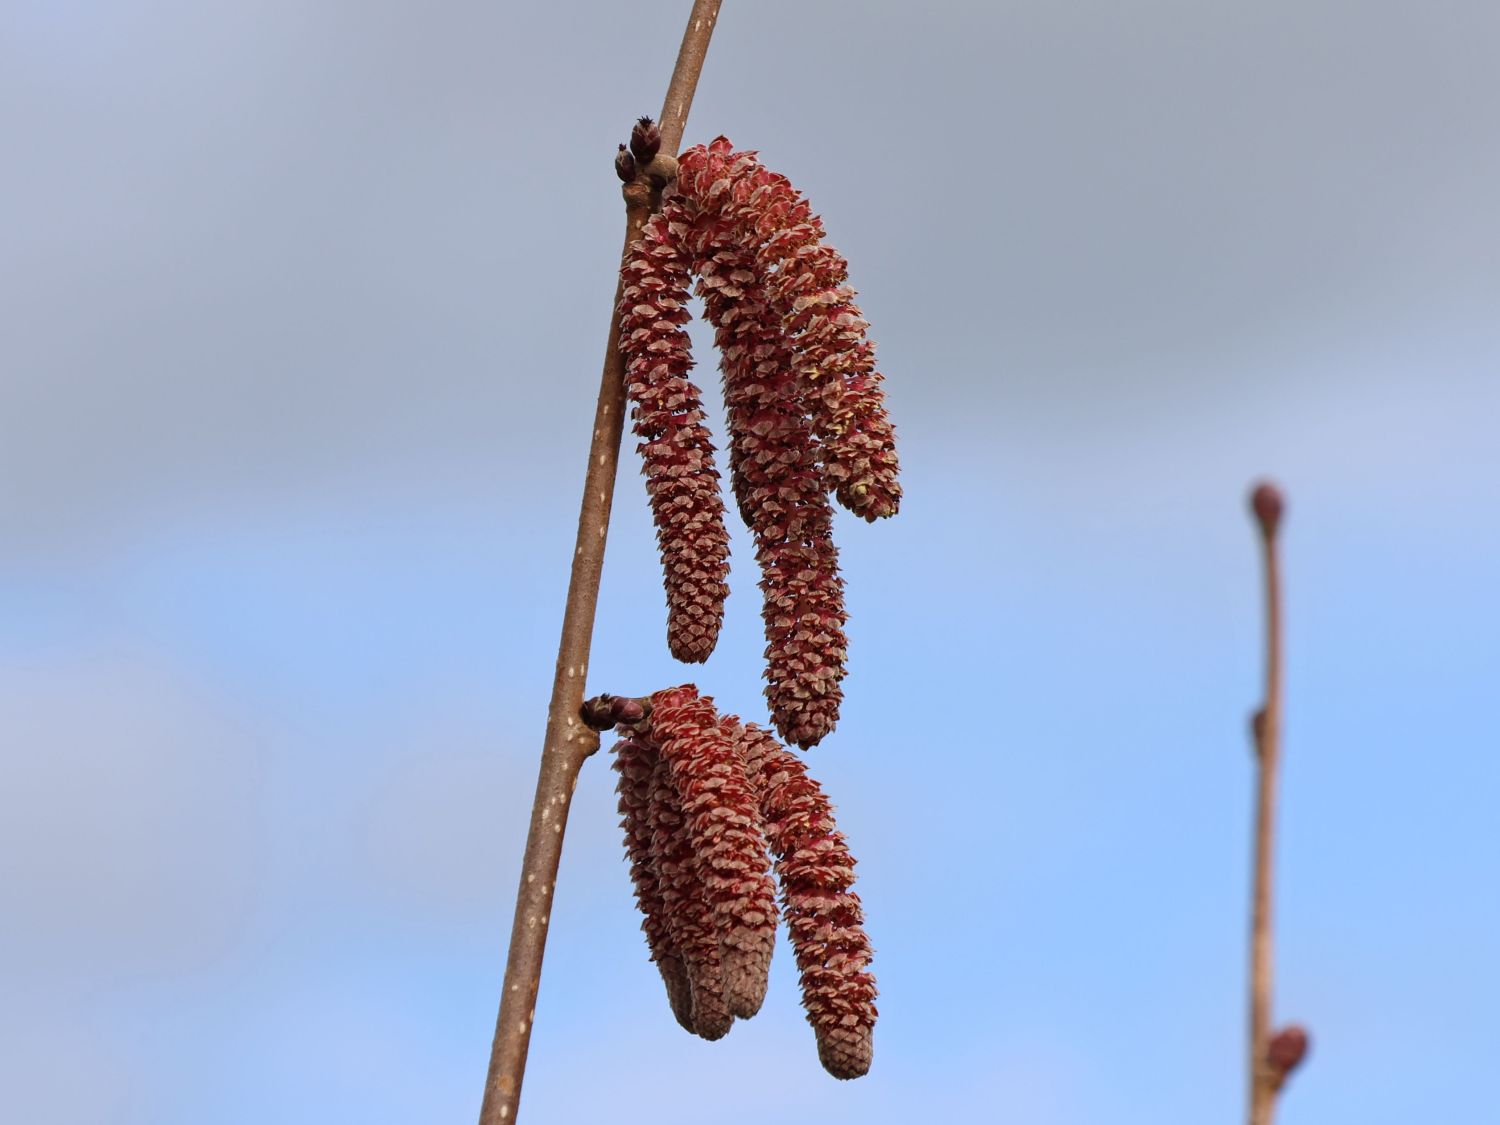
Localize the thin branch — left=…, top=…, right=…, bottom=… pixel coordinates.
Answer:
left=1248, top=480, right=1284, bottom=1125
left=658, top=0, right=722, bottom=155
left=476, top=6, right=722, bottom=1123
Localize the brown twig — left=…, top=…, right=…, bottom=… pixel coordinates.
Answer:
left=1247, top=481, right=1305, bottom=1125
left=475, top=5, right=721, bottom=1123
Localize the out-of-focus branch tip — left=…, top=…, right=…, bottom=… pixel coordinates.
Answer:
left=1250, top=480, right=1285, bottom=539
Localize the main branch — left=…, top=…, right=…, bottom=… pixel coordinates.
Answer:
left=476, top=5, right=721, bottom=1123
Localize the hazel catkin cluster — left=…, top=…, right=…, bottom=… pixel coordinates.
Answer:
left=618, top=132, right=900, bottom=748
left=610, top=684, right=877, bottom=1079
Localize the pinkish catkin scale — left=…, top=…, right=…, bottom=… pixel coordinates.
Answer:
left=649, top=686, right=779, bottom=1020
left=612, top=733, right=693, bottom=1030
left=735, top=720, right=876, bottom=1079
left=618, top=207, right=731, bottom=664
left=685, top=213, right=849, bottom=749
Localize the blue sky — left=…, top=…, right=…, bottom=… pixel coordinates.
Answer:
left=3, top=3, right=1498, bottom=1123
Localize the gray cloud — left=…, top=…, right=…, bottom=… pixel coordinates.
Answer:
left=3, top=2, right=1496, bottom=558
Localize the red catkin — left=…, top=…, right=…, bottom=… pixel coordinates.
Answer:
left=618, top=205, right=731, bottom=664
left=650, top=686, right=779, bottom=1020
left=617, top=138, right=900, bottom=741
left=610, top=692, right=876, bottom=1077
left=647, top=749, right=734, bottom=1040
left=735, top=720, right=877, bottom=1079
left=679, top=139, right=901, bottom=523
left=612, top=733, right=693, bottom=1030
left=685, top=212, right=849, bottom=749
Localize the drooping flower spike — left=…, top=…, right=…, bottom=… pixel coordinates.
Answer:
left=645, top=686, right=779, bottom=1022
left=735, top=719, right=877, bottom=1080
left=618, top=206, right=732, bottom=664
left=687, top=220, right=849, bottom=748
left=611, top=732, right=694, bottom=1031
left=617, top=136, right=899, bottom=747
left=678, top=139, right=901, bottom=523
left=607, top=686, right=876, bottom=1078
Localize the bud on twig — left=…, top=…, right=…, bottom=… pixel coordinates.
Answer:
left=1266, top=1023, right=1310, bottom=1089
left=580, top=693, right=648, bottom=730
left=615, top=144, right=637, bottom=184
left=630, top=115, right=662, bottom=164
left=613, top=697, right=646, bottom=724
left=1250, top=480, right=1285, bottom=539
left=1250, top=706, right=1267, bottom=754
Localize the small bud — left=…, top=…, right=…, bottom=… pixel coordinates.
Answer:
left=1250, top=707, right=1267, bottom=751
left=1250, top=480, right=1285, bottom=538
left=1266, top=1024, right=1310, bottom=1087
left=611, top=697, right=646, bottom=724
left=630, top=116, right=662, bottom=164
left=614, top=144, right=636, bottom=183
left=580, top=694, right=618, bottom=731
left=583, top=694, right=650, bottom=729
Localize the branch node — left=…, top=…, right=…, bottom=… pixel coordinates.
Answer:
left=642, top=152, right=679, bottom=189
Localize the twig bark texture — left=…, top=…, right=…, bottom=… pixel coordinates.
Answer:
left=476, top=5, right=721, bottom=1123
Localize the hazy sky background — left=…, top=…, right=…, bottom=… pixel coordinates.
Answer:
left=4, top=2, right=1498, bottom=1122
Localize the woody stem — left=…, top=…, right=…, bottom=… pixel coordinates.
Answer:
left=475, top=5, right=722, bottom=1123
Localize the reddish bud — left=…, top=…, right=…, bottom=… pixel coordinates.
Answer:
left=615, top=144, right=636, bottom=183
left=580, top=695, right=615, bottom=730
left=1250, top=480, right=1285, bottom=537
left=630, top=116, right=662, bottom=164
left=582, top=693, right=647, bottom=729
left=612, top=697, right=646, bottom=724
left=1250, top=707, right=1267, bottom=749
left=1266, top=1024, right=1310, bottom=1087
